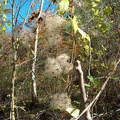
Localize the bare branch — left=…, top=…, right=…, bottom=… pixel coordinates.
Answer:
left=31, top=0, right=44, bottom=104
left=76, top=60, right=93, bottom=120
left=23, top=0, right=34, bottom=26
left=75, top=58, right=120, bottom=120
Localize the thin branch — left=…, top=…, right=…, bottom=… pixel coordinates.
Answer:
left=31, top=0, right=44, bottom=104
left=23, top=0, right=34, bottom=26
left=15, top=0, right=22, bottom=25
left=88, top=38, right=92, bottom=76
left=93, top=108, right=120, bottom=119
left=8, top=0, right=12, bottom=6
left=75, top=58, right=120, bottom=120
left=16, top=59, right=30, bottom=67
left=76, top=60, right=93, bottom=120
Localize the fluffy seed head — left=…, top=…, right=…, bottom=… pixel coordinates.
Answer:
left=45, top=13, right=65, bottom=32
left=50, top=93, right=72, bottom=111
left=64, top=62, right=73, bottom=73
left=56, top=53, right=70, bottom=67
left=45, top=58, right=62, bottom=77
left=46, top=32, right=62, bottom=47
left=13, top=25, right=22, bottom=37
left=44, top=13, right=65, bottom=46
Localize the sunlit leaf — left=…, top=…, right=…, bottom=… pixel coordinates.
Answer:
left=3, top=14, right=7, bottom=21
left=66, top=107, right=80, bottom=118
left=95, top=0, right=100, bottom=2
left=86, top=34, right=90, bottom=41
left=102, top=45, right=107, bottom=51
left=72, top=16, right=78, bottom=34
left=58, top=0, right=69, bottom=14
left=91, top=2, right=98, bottom=7
left=92, top=8, right=99, bottom=15
left=78, top=28, right=86, bottom=38
left=84, top=45, right=89, bottom=56
left=31, top=50, right=35, bottom=55
left=3, top=0, right=7, bottom=5
left=78, top=28, right=90, bottom=41
left=2, top=26, right=6, bottom=30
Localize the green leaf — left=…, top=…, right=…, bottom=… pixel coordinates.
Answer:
left=84, top=45, right=90, bottom=56
left=31, top=50, right=35, bottom=55
left=97, top=23, right=108, bottom=33
left=7, top=23, right=12, bottom=26
left=103, top=6, right=112, bottom=15
left=93, top=81, right=100, bottom=85
left=73, top=101, right=81, bottom=105
left=66, top=107, right=80, bottom=118
left=72, top=16, right=78, bottom=34
left=85, top=34, right=90, bottom=41
left=91, top=2, right=98, bottom=7
left=95, top=15, right=104, bottom=21
left=87, top=75, right=94, bottom=82
left=92, top=8, right=99, bottom=16
left=58, top=0, right=69, bottom=14
left=84, top=83, right=91, bottom=87
left=0, top=44, right=2, bottom=49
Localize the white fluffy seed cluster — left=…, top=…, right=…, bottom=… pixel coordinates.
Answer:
left=13, top=26, right=34, bottom=45
left=19, top=29, right=34, bottom=42
left=45, top=54, right=73, bottom=77
left=45, top=58, right=63, bottom=77
left=50, top=93, right=72, bottom=111
left=44, top=13, right=65, bottom=46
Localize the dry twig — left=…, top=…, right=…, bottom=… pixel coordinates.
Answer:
left=75, top=58, right=120, bottom=120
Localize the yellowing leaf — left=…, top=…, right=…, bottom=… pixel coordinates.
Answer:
left=78, top=28, right=86, bottom=38
left=66, top=107, right=80, bottom=118
left=78, top=28, right=90, bottom=41
left=92, top=8, right=99, bottom=16
left=2, top=26, right=6, bottom=30
left=3, top=14, right=7, bottom=21
left=91, top=2, right=98, bottom=7
left=84, top=45, right=89, bottom=56
left=58, top=0, right=69, bottom=14
left=72, top=16, right=78, bottom=34
left=86, top=34, right=90, bottom=41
